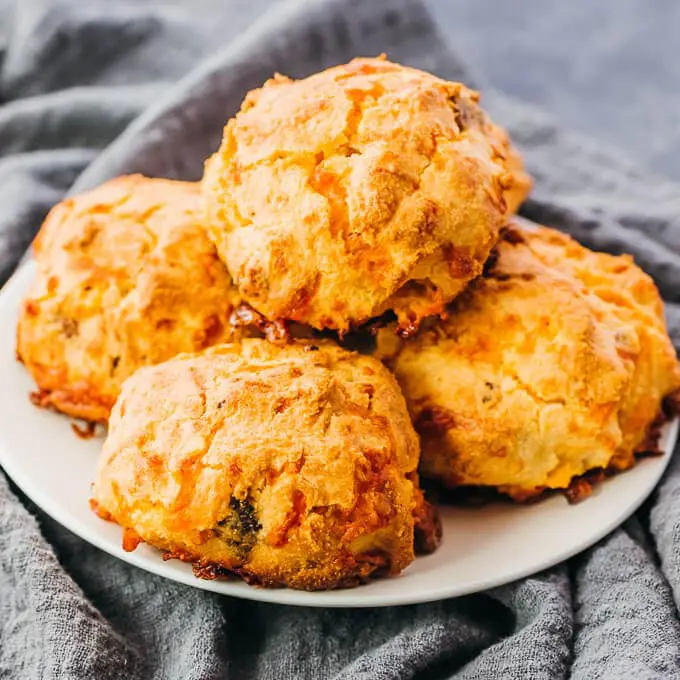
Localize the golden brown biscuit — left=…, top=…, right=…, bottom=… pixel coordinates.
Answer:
left=376, top=223, right=680, bottom=501
left=91, top=339, right=436, bottom=590
left=516, top=226, right=680, bottom=472
left=203, top=56, right=528, bottom=334
left=17, top=175, right=241, bottom=423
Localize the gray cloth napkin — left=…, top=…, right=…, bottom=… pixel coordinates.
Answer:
left=3, top=0, right=680, bottom=678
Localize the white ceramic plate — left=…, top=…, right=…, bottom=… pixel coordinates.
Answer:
left=0, top=262, right=676, bottom=607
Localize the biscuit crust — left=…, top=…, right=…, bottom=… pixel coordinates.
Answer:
left=377, top=224, right=680, bottom=500
left=17, top=175, right=241, bottom=422
left=203, top=57, right=527, bottom=333
left=92, top=339, right=425, bottom=590
left=518, top=226, right=680, bottom=472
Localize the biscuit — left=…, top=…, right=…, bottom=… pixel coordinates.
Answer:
left=203, top=57, right=529, bottom=334
left=91, top=339, right=437, bottom=589
left=376, top=223, right=680, bottom=501
left=17, top=175, right=241, bottom=423
left=517, top=225, right=680, bottom=472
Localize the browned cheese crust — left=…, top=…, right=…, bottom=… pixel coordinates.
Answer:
left=521, top=225, right=680, bottom=471
left=376, top=223, right=680, bottom=501
left=501, top=140, right=532, bottom=215
left=202, top=56, right=530, bottom=334
left=17, top=175, right=242, bottom=423
left=91, top=339, right=428, bottom=590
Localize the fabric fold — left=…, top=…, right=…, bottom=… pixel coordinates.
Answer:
left=572, top=525, right=680, bottom=679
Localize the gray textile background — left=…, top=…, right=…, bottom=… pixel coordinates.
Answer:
left=2, top=0, right=680, bottom=677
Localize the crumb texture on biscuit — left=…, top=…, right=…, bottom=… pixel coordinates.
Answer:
left=203, top=57, right=528, bottom=332
left=376, top=223, right=680, bottom=500
left=519, top=225, right=680, bottom=470
left=17, top=175, right=242, bottom=422
left=92, top=339, right=424, bottom=590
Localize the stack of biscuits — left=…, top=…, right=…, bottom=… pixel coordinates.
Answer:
left=16, top=57, right=680, bottom=590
